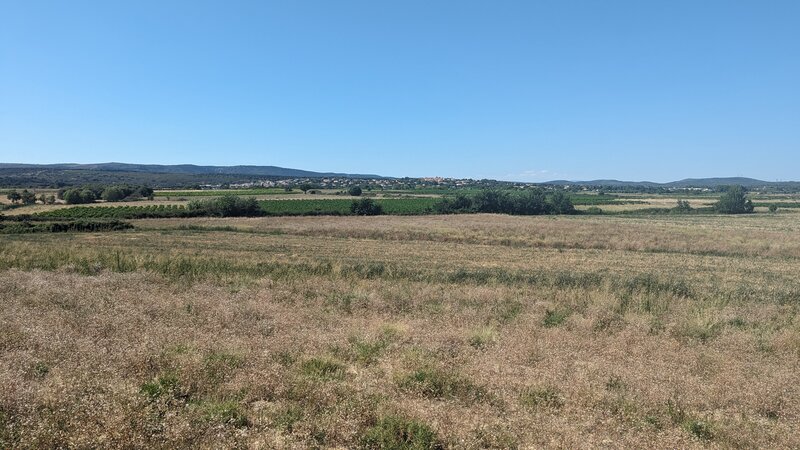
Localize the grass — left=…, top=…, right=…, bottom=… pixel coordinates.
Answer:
left=1, top=210, right=800, bottom=447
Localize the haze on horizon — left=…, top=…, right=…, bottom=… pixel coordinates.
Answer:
left=1, top=1, right=798, bottom=183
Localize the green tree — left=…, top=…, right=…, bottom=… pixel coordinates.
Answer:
left=714, top=186, right=754, bottom=214
left=102, top=186, right=126, bottom=202
left=347, top=185, right=363, bottom=196
left=20, top=190, right=37, bottom=205
left=549, top=191, right=576, bottom=214
left=6, top=190, right=21, bottom=204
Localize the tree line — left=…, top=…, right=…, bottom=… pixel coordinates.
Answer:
left=433, top=189, right=577, bottom=215
left=59, top=185, right=154, bottom=204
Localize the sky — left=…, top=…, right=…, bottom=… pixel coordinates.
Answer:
left=1, top=1, right=798, bottom=182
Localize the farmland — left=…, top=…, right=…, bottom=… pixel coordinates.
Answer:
left=2, top=210, right=800, bottom=448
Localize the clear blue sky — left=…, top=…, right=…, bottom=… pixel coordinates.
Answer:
left=1, top=1, right=798, bottom=182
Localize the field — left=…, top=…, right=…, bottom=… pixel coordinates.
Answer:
left=2, top=210, right=800, bottom=448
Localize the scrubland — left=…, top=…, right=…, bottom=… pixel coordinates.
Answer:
left=1, top=212, right=799, bottom=448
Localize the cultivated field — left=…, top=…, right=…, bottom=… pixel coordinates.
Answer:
left=1, top=212, right=799, bottom=448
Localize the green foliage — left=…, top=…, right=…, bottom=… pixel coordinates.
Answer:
left=520, top=386, right=564, bottom=409
left=6, top=190, right=21, bottom=204
left=674, top=199, right=692, bottom=213
left=468, top=326, right=497, bottom=349
left=714, top=185, right=754, bottom=214
left=187, top=195, right=261, bottom=217
left=198, top=400, right=249, bottom=427
left=768, top=204, right=778, bottom=213
left=348, top=185, right=363, bottom=196
left=433, top=188, right=576, bottom=215
left=398, top=368, right=485, bottom=402
left=300, top=358, right=346, bottom=380
left=257, top=198, right=438, bottom=216
left=35, top=205, right=187, bottom=219
left=360, top=416, right=442, bottom=450
left=0, top=219, right=133, bottom=234
left=549, top=191, right=576, bottom=214
left=685, top=419, right=713, bottom=441
left=20, top=190, right=36, bottom=205
left=543, top=308, right=571, bottom=327
left=140, top=373, right=188, bottom=402
left=101, top=186, right=125, bottom=202
left=351, top=198, right=384, bottom=215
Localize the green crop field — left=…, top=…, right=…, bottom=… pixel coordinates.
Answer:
left=154, top=188, right=296, bottom=197
left=34, top=205, right=187, bottom=219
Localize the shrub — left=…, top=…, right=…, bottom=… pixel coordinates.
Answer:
left=769, top=204, right=778, bottom=213
left=674, top=199, right=692, bottom=213
left=351, top=198, right=383, bottom=215
left=348, top=185, right=363, bottom=196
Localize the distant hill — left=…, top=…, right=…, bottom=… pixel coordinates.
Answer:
left=543, top=177, right=800, bottom=189
left=0, top=162, right=381, bottom=179
left=0, top=162, right=384, bottom=188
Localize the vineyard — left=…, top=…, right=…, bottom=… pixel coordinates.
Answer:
left=35, top=205, right=188, bottom=219
left=154, top=188, right=295, bottom=197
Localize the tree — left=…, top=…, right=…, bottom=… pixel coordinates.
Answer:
left=513, top=189, right=548, bottom=215
left=768, top=204, right=778, bottom=213
left=6, top=190, right=22, bottom=204
left=347, top=186, right=363, bottom=196
left=20, top=190, right=37, bottom=205
left=714, top=186, right=754, bottom=214
left=46, top=195, right=56, bottom=205
left=62, top=189, right=83, bottom=204
left=549, top=191, right=576, bottom=214
left=102, top=186, right=126, bottom=202
left=299, top=183, right=314, bottom=194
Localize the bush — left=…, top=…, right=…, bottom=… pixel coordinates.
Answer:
left=348, top=186, right=363, bottom=196
left=674, top=199, right=692, bottom=213
left=714, top=186, right=754, bottom=214
left=351, top=198, right=383, bottom=215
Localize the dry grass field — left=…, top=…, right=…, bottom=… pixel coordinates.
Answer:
left=2, top=212, right=799, bottom=448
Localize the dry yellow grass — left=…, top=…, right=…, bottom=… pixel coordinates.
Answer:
left=1, top=213, right=799, bottom=448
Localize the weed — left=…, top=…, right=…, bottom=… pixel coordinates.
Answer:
left=198, top=400, right=249, bottom=427
left=360, top=416, right=442, bottom=450
left=203, top=351, right=244, bottom=384
left=468, top=326, right=497, bottom=349
left=685, top=419, right=713, bottom=441
left=543, top=308, right=571, bottom=328
left=273, top=405, right=303, bottom=432
left=300, top=358, right=346, bottom=381
left=398, top=368, right=485, bottom=402
left=520, top=386, right=564, bottom=410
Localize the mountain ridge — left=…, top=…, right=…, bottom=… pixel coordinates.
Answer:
left=0, top=162, right=382, bottom=178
